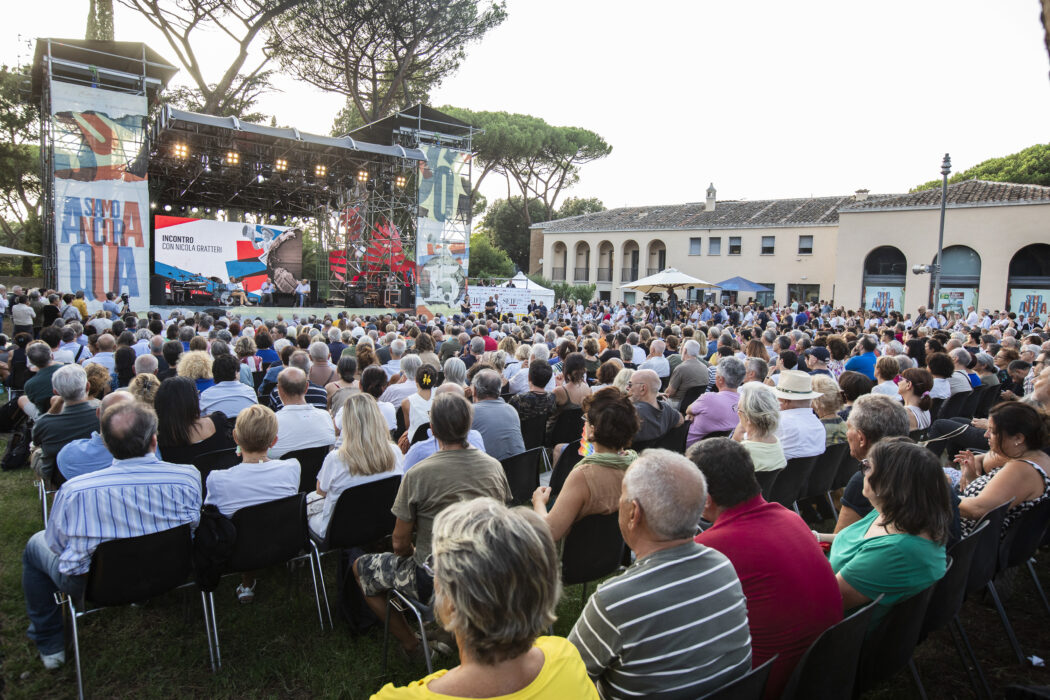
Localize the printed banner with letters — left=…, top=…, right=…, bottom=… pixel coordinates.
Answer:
left=1009, top=288, right=1049, bottom=323
left=416, top=145, right=471, bottom=311
left=863, top=286, right=905, bottom=314
left=52, top=81, right=150, bottom=311
left=468, top=285, right=554, bottom=316
left=936, top=287, right=979, bottom=315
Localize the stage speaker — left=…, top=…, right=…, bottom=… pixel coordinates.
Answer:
left=150, top=275, right=167, bottom=305
left=349, top=291, right=364, bottom=307
left=204, top=307, right=225, bottom=318
left=309, top=282, right=319, bottom=306
left=401, top=285, right=414, bottom=309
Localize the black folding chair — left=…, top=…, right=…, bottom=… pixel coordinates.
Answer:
left=701, top=429, right=732, bottom=440
left=191, top=447, right=240, bottom=492
left=519, top=413, right=551, bottom=470
left=382, top=589, right=437, bottom=676
left=780, top=596, right=882, bottom=700
left=959, top=385, right=985, bottom=419
left=767, top=455, right=817, bottom=512
left=929, top=397, right=945, bottom=422
left=500, top=448, right=544, bottom=504
left=659, top=375, right=671, bottom=392
left=57, top=524, right=215, bottom=700
left=251, top=370, right=266, bottom=391
left=548, top=407, right=584, bottom=447
left=655, top=422, right=689, bottom=453
left=410, top=422, right=431, bottom=446
left=832, top=454, right=861, bottom=491
left=755, top=469, right=780, bottom=500
left=548, top=439, right=584, bottom=504
left=699, top=654, right=776, bottom=700
left=561, top=513, right=626, bottom=604
left=938, top=391, right=970, bottom=421
left=677, top=384, right=705, bottom=417
left=309, top=475, right=402, bottom=628
left=800, top=442, right=848, bottom=516
left=283, top=445, right=332, bottom=494
left=975, top=384, right=999, bottom=418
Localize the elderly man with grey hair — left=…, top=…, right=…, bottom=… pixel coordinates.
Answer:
left=569, top=449, right=751, bottom=699
left=666, top=338, right=709, bottom=400
left=628, top=368, right=683, bottom=443
left=382, top=338, right=406, bottom=380
left=470, top=368, right=525, bottom=461
left=134, top=353, right=158, bottom=376
left=948, top=347, right=975, bottom=396
left=638, top=339, right=670, bottom=378
left=30, top=364, right=100, bottom=486
left=686, top=355, right=746, bottom=446
left=380, top=353, right=424, bottom=405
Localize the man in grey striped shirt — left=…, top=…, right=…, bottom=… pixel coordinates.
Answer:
left=568, top=449, right=752, bottom=699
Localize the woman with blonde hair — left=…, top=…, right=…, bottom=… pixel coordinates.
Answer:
left=731, top=382, right=787, bottom=472
left=177, top=350, right=214, bottom=392
left=309, top=393, right=403, bottom=537
left=745, top=338, right=770, bottom=363
left=127, top=373, right=160, bottom=406
left=612, top=367, right=635, bottom=394
left=85, top=363, right=112, bottom=401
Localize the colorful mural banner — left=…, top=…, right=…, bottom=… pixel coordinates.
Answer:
left=863, top=285, right=905, bottom=314
left=936, top=287, right=979, bottom=315
left=52, top=81, right=150, bottom=312
left=1009, top=288, right=1050, bottom=323
left=415, top=145, right=471, bottom=310
left=153, top=216, right=302, bottom=303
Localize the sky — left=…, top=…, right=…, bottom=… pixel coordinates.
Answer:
left=5, top=0, right=1049, bottom=210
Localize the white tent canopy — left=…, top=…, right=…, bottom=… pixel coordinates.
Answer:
left=621, top=267, right=719, bottom=294
left=500, top=271, right=552, bottom=293
left=0, top=245, right=40, bottom=257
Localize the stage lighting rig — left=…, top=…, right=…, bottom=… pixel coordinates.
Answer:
left=225, top=151, right=240, bottom=166
left=314, top=163, right=328, bottom=178
left=382, top=179, right=393, bottom=195
left=274, top=158, right=288, bottom=172
left=356, top=169, right=369, bottom=183
left=395, top=174, right=408, bottom=188
left=172, top=142, right=189, bottom=159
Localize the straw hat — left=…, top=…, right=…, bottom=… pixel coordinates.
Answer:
left=771, top=370, right=825, bottom=401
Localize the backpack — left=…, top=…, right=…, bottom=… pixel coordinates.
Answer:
left=1, top=419, right=32, bottom=471
left=192, top=505, right=238, bottom=592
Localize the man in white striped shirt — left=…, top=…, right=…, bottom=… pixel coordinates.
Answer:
left=21, top=402, right=201, bottom=669
left=568, top=449, right=752, bottom=699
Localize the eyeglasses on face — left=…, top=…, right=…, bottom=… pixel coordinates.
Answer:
left=860, top=458, right=873, bottom=476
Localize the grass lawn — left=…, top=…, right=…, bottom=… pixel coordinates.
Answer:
left=1, top=450, right=1048, bottom=698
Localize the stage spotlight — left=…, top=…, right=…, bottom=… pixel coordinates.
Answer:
left=381, top=180, right=392, bottom=195
left=395, top=174, right=408, bottom=188
left=150, top=202, right=157, bottom=210
left=274, top=158, right=288, bottom=172
left=225, top=151, right=240, bottom=166
left=163, top=204, right=172, bottom=212
left=356, top=169, right=369, bottom=183
left=172, top=143, right=189, bottom=159
left=314, top=163, right=327, bottom=178
left=190, top=206, right=199, bottom=214
left=366, top=179, right=376, bottom=193
left=260, top=163, right=274, bottom=179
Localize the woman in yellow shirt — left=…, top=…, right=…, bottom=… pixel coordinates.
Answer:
left=371, top=498, right=597, bottom=699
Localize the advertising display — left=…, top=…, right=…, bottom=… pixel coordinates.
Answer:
left=153, top=216, right=302, bottom=304
left=936, top=287, right=978, bottom=314
left=52, top=82, right=150, bottom=311
left=863, top=286, right=905, bottom=314
left=1009, top=288, right=1050, bottom=323
left=468, top=285, right=554, bottom=316
left=416, top=145, right=471, bottom=310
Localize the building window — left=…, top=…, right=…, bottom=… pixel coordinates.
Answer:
left=709, top=237, right=721, bottom=255
left=623, top=291, right=636, bottom=305
left=761, top=236, right=775, bottom=255
left=798, top=235, right=814, bottom=255
left=729, top=237, right=741, bottom=255
left=788, top=283, right=820, bottom=304
left=756, top=284, right=775, bottom=307
left=689, top=237, right=702, bottom=255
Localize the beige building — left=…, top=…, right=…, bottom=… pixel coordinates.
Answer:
left=530, top=181, right=1050, bottom=317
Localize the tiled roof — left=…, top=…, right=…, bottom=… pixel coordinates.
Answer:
left=536, top=195, right=854, bottom=233
left=840, top=179, right=1050, bottom=211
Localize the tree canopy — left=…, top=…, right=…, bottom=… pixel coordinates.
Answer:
left=86, top=0, right=115, bottom=41
left=478, top=195, right=604, bottom=272
left=911, top=143, right=1050, bottom=191
left=0, top=66, right=41, bottom=274
left=468, top=231, right=514, bottom=278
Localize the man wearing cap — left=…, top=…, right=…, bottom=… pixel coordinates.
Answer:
left=771, top=370, right=826, bottom=460
left=804, top=347, right=833, bottom=377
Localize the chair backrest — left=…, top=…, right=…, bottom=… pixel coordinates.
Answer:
left=832, top=454, right=861, bottom=491
left=998, top=498, right=1050, bottom=571
left=703, top=429, right=732, bottom=440
left=655, top=422, right=689, bottom=453
left=283, top=445, right=332, bottom=493
left=500, top=448, right=544, bottom=504
left=755, top=469, right=780, bottom=500
left=323, top=475, right=402, bottom=549
left=922, top=522, right=988, bottom=640
left=803, top=442, right=847, bottom=499
left=251, top=370, right=266, bottom=391
left=959, top=385, right=984, bottom=418
left=394, top=404, right=407, bottom=439
left=520, top=413, right=549, bottom=451
left=548, top=407, right=584, bottom=447
left=227, top=494, right=308, bottom=572
left=929, top=397, right=944, bottom=422
left=854, top=578, right=940, bottom=695
left=85, top=524, right=194, bottom=606
left=908, top=428, right=927, bottom=442
left=549, top=440, right=584, bottom=503
left=975, top=383, right=999, bottom=418
left=965, top=498, right=1013, bottom=596
left=659, top=375, right=671, bottom=392
left=561, top=513, right=626, bottom=586
left=767, top=456, right=817, bottom=508
left=678, top=384, right=705, bottom=416
left=410, top=422, right=431, bottom=446
left=699, top=654, right=777, bottom=700
left=191, top=447, right=241, bottom=489
left=780, top=596, right=882, bottom=700
left=938, top=391, right=969, bottom=420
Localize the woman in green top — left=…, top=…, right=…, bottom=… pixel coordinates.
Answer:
left=532, top=388, right=639, bottom=542
left=822, top=438, right=951, bottom=624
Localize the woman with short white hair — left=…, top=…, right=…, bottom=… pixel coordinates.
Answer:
left=372, top=497, right=596, bottom=699
left=731, top=382, right=787, bottom=472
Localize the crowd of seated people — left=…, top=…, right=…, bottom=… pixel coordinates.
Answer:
left=5, top=287, right=1050, bottom=698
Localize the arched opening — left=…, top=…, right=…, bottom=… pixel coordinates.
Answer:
left=647, top=240, right=666, bottom=276
left=573, top=241, right=591, bottom=282
left=621, top=240, right=640, bottom=282
left=1007, top=243, right=1050, bottom=322
left=862, top=246, right=906, bottom=313
left=551, top=242, right=567, bottom=281
left=597, top=241, right=614, bottom=283
left=932, top=245, right=981, bottom=313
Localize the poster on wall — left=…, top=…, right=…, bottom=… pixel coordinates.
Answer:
left=863, top=286, right=905, bottom=314
left=416, top=145, right=471, bottom=312
left=936, top=287, right=979, bottom=315
left=1009, top=288, right=1050, bottom=323
left=153, top=216, right=302, bottom=304
left=52, top=82, right=150, bottom=312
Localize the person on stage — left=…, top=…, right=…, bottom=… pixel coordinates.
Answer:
left=295, top=279, right=310, bottom=307
left=260, top=279, right=275, bottom=307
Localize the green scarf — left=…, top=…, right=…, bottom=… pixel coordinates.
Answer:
left=578, top=449, right=638, bottom=471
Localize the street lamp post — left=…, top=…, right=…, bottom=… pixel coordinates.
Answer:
left=931, top=153, right=951, bottom=312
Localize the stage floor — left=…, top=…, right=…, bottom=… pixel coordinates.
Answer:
left=146, top=304, right=457, bottom=322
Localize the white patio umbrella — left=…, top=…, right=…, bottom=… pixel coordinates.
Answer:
left=0, top=245, right=40, bottom=257
left=621, top=267, right=719, bottom=294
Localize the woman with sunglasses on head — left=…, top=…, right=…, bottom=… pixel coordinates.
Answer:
left=955, top=400, right=1050, bottom=537
left=820, top=439, right=951, bottom=625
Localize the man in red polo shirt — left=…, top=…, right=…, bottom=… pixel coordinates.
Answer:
left=688, top=438, right=842, bottom=699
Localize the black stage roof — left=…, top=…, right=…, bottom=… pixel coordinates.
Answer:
left=31, top=38, right=178, bottom=103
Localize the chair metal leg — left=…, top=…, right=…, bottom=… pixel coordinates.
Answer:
left=65, top=596, right=85, bottom=700
left=382, top=593, right=392, bottom=674
left=986, top=580, right=1025, bottom=663
left=305, top=548, right=327, bottom=631
left=309, top=542, right=333, bottom=630
left=908, top=658, right=928, bottom=700
left=200, top=592, right=217, bottom=672
left=1026, top=558, right=1050, bottom=617
left=38, top=480, right=49, bottom=524
left=953, top=616, right=993, bottom=700
left=825, top=492, right=838, bottom=519
left=209, top=591, right=221, bottom=670
left=946, top=621, right=982, bottom=700
left=391, top=589, right=432, bottom=675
